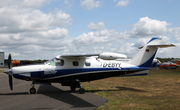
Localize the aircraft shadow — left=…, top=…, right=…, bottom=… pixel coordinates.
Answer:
left=0, top=92, right=28, bottom=95
left=85, top=86, right=146, bottom=93
left=37, top=85, right=96, bottom=108
left=0, top=85, right=97, bottom=108
left=116, top=87, right=146, bottom=92
left=0, top=86, right=145, bottom=95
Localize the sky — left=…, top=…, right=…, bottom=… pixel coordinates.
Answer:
left=0, top=0, right=180, bottom=60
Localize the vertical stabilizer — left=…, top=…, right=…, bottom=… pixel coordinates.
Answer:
left=128, top=37, right=174, bottom=67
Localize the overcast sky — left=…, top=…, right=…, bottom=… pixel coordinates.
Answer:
left=0, top=0, right=179, bottom=60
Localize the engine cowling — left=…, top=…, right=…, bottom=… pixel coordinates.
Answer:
left=99, top=52, right=127, bottom=60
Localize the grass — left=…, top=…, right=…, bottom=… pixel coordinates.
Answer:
left=82, top=68, right=180, bottom=110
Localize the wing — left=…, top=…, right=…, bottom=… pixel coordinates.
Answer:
left=59, top=53, right=100, bottom=58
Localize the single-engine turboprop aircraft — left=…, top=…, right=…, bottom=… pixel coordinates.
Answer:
left=3, top=37, right=175, bottom=94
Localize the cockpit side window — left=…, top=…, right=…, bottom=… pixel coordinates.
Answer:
left=46, top=58, right=64, bottom=66
left=85, top=61, right=91, bottom=66
left=85, top=59, right=91, bottom=66
left=56, top=59, right=64, bottom=66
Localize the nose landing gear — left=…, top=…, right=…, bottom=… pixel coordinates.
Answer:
left=29, top=87, right=36, bottom=94
left=29, top=83, right=36, bottom=94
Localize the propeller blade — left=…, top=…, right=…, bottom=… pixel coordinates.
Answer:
left=8, top=74, right=13, bottom=90
left=8, top=54, right=12, bottom=69
left=7, top=54, right=13, bottom=90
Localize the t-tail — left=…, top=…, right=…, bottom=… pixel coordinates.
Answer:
left=128, top=37, right=175, bottom=67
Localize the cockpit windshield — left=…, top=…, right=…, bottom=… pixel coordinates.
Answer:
left=45, top=58, right=64, bottom=66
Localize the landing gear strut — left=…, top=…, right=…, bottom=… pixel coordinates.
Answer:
left=77, top=81, right=85, bottom=94
left=62, top=79, right=86, bottom=94
left=70, top=85, right=85, bottom=94
left=29, top=83, right=36, bottom=94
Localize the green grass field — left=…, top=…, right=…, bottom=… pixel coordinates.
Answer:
left=82, top=68, right=180, bottom=110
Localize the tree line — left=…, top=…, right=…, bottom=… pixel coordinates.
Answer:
left=4, top=59, right=48, bottom=65
left=156, top=57, right=180, bottom=63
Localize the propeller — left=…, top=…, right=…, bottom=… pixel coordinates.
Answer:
left=7, top=54, right=13, bottom=90
left=9, top=73, right=13, bottom=90
left=8, top=54, right=12, bottom=69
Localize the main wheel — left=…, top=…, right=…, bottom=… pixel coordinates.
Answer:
left=79, top=88, right=85, bottom=94
left=29, top=88, right=36, bottom=94
left=70, top=85, right=76, bottom=91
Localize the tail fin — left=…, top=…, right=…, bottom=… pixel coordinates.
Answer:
left=128, top=37, right=175, bottom=67
left=176, top=60, right=180, bottom=66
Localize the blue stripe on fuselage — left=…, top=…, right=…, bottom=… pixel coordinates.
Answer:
left=13, top=67, right=150, bottom=80
left=42, top=68, right=121, bottom=79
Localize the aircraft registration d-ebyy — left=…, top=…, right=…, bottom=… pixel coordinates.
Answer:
left=4, top=37, right=175, bottom=94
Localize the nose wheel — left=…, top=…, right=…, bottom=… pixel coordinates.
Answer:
left=29, top=87, right=36, bottom=94
left=29, top=82, right=36, bottom=94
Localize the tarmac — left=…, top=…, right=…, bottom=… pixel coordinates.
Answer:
left=0, top=70, right=108, bottom=110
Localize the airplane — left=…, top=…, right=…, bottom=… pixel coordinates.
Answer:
left=3, top=37, right=175, bottom=94
left=152, top=58, right=161, bottom=68
left=159, top=60, right=180, bottom=70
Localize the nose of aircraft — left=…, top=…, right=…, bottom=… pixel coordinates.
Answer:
left=3, top=69, right=13, bottom=75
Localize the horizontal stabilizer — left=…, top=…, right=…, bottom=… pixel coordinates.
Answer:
left=148, top=44, right=175, bottom=48
left=139, top=44, right=175, bottom=49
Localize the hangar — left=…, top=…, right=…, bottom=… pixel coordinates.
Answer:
left=0, top=52, right=4, bottom=67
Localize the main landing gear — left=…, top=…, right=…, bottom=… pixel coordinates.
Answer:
left=70, top=85, right=85, bottom=94
left=78, top=82, right=86, bottom=94
left=79, top=87, right=85, bottom=94
left=69, top=82, right=86, bottom=94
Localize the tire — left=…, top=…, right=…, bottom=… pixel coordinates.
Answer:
left=29, top=88, right=36, bottom=94
left=79, top=88, right=85, bottom=94
left=70, top=85, right=76, bottom=91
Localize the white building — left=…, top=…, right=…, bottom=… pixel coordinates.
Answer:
left=0, top=52, right=4, bottom=67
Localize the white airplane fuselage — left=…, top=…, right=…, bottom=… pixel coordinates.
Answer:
left=12, top=57, right=149, bottom=83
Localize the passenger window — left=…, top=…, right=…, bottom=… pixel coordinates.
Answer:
left=85, top=61, right=91, bottom=66
left=73, top=61, right=79, bottom=66
left=56, top=59, right=64, bottom=66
